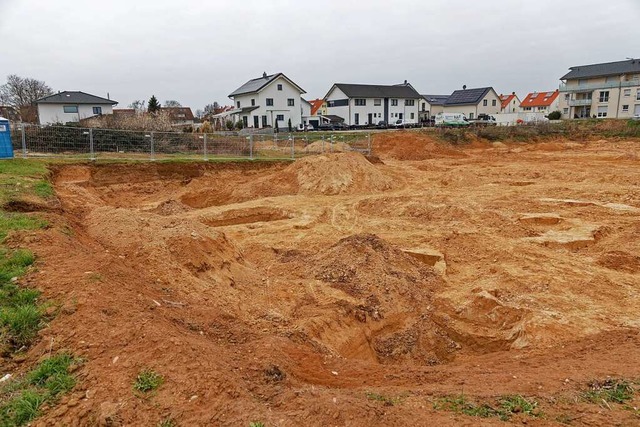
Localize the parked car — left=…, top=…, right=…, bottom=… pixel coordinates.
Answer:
left=376, top=121, right=388, bottom=129
left=392, top=119, right=417, bottom=128
left=469, top=114, right=497, bottom=127
left=296, top=123, right=314, bottom=131
left=317, top=122, right=348, bottom=131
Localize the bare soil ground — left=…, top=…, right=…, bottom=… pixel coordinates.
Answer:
left=9, top=133, right=640, bottom=425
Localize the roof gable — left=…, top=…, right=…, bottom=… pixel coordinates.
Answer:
left=499, top=94, right=520, bottom=109
left=444, top=87, right=493, bottom=106
left=520, top=90, right=559, bottom=107
left=309, top=99, right=324, bottom=115
left=422, top=94, right=450, bottom=106
left=327, top=83, right=421, bottom=99
left=561, top=59, right=640, bottom=80
left=228, top=73, right=306, bottom=97
left=36, top=91, right=117, bottom=105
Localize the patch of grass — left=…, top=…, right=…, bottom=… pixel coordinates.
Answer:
left=249, top=422, right=265, bottom=427
left=133, top=369, right=163, bottom=394
left=434, top=394, right=541, bottom=421
left=0, top=160, right=48, bottom=178
left=0, top=248, right=35, bottom=282
left=158, top=419, right=177, bottom=427
left=366, top=391, right=403, bottom=406
left=0, top=353, right=78, bottom=426
left=582, top=379, right=635, bottom=404
left=0, top=214, right=47, bottom=242
left=0, top=304, right=43, bottom=348
left=33, top=181, right=53, bottom=198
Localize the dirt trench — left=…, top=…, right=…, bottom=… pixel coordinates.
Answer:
left=19, top=143, right=640, bottom=425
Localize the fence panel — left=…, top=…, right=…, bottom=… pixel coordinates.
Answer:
left=6, top=124, right=372, bottom=161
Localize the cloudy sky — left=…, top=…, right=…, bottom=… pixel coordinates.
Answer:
left=1, top=0, right=639, bottom=110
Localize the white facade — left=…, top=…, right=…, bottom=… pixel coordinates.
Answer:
left=230, top=75, right=304, bottom=129
left=442, top=89, right=502, bottom=119
left=325, top=86, right=420, bottom=126
left=37, top=103, right=114, bottom=125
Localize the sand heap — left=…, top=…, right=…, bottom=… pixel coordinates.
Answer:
left=273, top=152, right=394, bottom=196
left=373, top=131, right=467, bottom=160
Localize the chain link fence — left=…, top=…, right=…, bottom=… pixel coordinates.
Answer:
left=9, top=125, right=372, bottom=161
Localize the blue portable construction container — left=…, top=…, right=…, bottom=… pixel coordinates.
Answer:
left=0, top=117, right=14, bottom=159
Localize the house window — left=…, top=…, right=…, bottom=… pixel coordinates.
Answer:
left=354, top=99, right=366, bottom=106
left=578, top=79, right=588, bottom=86
left=404, top=99, right=415, bottom=106
left=251, top=99, right=255, bottom=106
left=266, top=98, right=274, bottom=106
left=523, top=107, right=532, bottom=111
left=421, top=103, right=426, bottom=111
left=391, top=99, right=398, bottom=106
left=287, top=98, right=295, bottom=107
left=92, top=107, right=102, bottom=115
left=469, top=112, right=474, bottom=119
left=63, top=106, right=78, bottom=113
left=599, top=91, right=609, bottom=102
left=597, top=106, right=608, bottom=117
left=374, top=99, right=381, bottom=106
left=563, top=108, right=569, bottom=114
left=277, top=84, right=283, bottom=91
left=492, top=99, right=497, bottom=107
left=410, top=113, right=415, bottom=119
left=276, top=114, right=284, bottom=121
left=483, top=100, right=488, bottom=106
left=237, top=101, right=241, bottom=108
left=637, top=90, right=640, bottom=101
left=624, top=89, right=631, bottom=97
left=622, top=105, right=629, bottom=112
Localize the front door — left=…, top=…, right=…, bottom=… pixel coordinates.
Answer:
left=354, top=113, right=359, bottom=125
left=253, top=116, right=259, bottom=128
left=262, top=115, right=268, bottom=127
left=368, top=113, right=373, bottom=125
left=399, top=113, right=403, bottom=120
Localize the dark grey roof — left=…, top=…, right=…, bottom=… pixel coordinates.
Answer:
left=422, top=94, right=450, bottom=106
left=229, top=73, right=305, bottom=97
left=319, top=114, right=344, bottom=123
left=36, top=91, right=117, bottom=105
left=330, top=83, right=421, bottom=99
left=561, top=59, right=640, bottom=80
left=238, top=106, right=259, bottom=114
left=444, top=87, right=492, bottom=106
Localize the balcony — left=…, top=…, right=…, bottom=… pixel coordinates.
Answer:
left=568, top=99, right=593, bottom=107
left=559, top=80, right=640, bottom=92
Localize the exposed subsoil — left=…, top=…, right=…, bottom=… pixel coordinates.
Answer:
left=9, top=137, right=640, bottom=426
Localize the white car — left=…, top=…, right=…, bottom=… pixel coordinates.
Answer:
left=392, top=119, right=416, bottom=128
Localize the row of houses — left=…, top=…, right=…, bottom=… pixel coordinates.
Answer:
left=20, top=58, right=640, bottom=127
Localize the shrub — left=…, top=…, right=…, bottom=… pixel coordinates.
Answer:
left=225, top=120, right=235, bottom=131
left=548, top=110, right=562, bottom=120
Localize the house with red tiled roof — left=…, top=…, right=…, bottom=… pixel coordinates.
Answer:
left=520, top=90, right=559, bottom=113
left=309, top=98, right=326, bottom=116
left=499, top=92, right=521, bottom=113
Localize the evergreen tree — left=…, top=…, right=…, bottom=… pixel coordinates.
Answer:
left=148, top=95, right=161, bottom=114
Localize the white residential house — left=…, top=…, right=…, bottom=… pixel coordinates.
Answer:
left=228, top=72, right=306, bottom=129
left=499, top=93, right=522, bottom=113
left=35, top=91, right=117, bottom=125
left=558, top=59, right=640, bottom=119
left=520, top=90, right=560, bottom=113
left=324, top=82, right=422, bottom=126
left=442, top=87, right=502, bottom=119
left=420, top=95, right=449, bottom=122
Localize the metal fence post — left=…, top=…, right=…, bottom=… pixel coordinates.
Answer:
left=367, top=133, right=371, bottom=155
left=249, top=134, right=254, bottom=160
left=290, top=135, right=295, bottom=159
left=89, top=128, right=95, bottom=161
left=150, top=132, right=155, bottom=161
left=321, top=135, right=325, bottom=153
left=21, top=123, right=27, bottom=158
left=330, top=134, right=334, bottom=152
left=203, top=133, right=208, bottom=161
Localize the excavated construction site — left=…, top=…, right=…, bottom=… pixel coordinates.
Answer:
left=14, top=132, right=640, bottom=425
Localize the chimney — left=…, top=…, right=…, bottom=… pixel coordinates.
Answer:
left=263, top=72, right=267, bottom=79
left=404, top=80, right=408, bottom=85
left=107, top=92, right=110, bottom=100
left=463, top=85, right=467, bottom=90
left=512, top=91, right=515, bottom=95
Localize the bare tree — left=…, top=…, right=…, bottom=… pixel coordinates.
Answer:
left=128, top=100, right=146, bottom=113
left=164, top=100, right=182, bottom=108
left=203, top=102, right=222, bottom=115
left=195, top=109, right=204, bottom=119
left=0, top=74, right=53, bottom=122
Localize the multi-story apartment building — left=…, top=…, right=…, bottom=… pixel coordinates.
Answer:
left=558, top=59, right=640, bottom=119
left=324, top=82, right=421, bottom=126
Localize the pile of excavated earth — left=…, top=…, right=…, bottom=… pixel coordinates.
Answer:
left=7, top=132, right=640, bottom=425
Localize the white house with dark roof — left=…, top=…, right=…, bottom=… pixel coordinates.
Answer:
left=324, top=82, right=422, bottom=126
left=420, top=95, right=449, bottom=122
left=36, top=91, right=118, bottom=125
left=558, top=59, right=640, bottom=119
left=442, top=87, right=501, bottom=119
left=228, top=72, right=306, bottom=129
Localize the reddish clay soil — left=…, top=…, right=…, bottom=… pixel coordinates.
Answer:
left=8, top=136, right=640, bottom=426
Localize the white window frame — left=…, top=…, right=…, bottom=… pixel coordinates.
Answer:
left=354, top=99, right=366, bottom=106
left=599, top=91, right=609, bottom=103
left=374, top=99, right=381, bottom=106
left=597, top=106, right=608, bottom=118
left=391, top=99, right=398, bottom=106
left=622, top=105, right=629, bottom=112
left=266, top=98, right=274, bottom=106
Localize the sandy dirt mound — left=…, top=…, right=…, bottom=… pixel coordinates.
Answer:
left=373, top=131, right=468, bottom=160
left=272, top=152, right=394, bottom=196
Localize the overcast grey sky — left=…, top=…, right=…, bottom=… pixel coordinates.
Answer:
left=1, top=0, right=639, bottom=110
